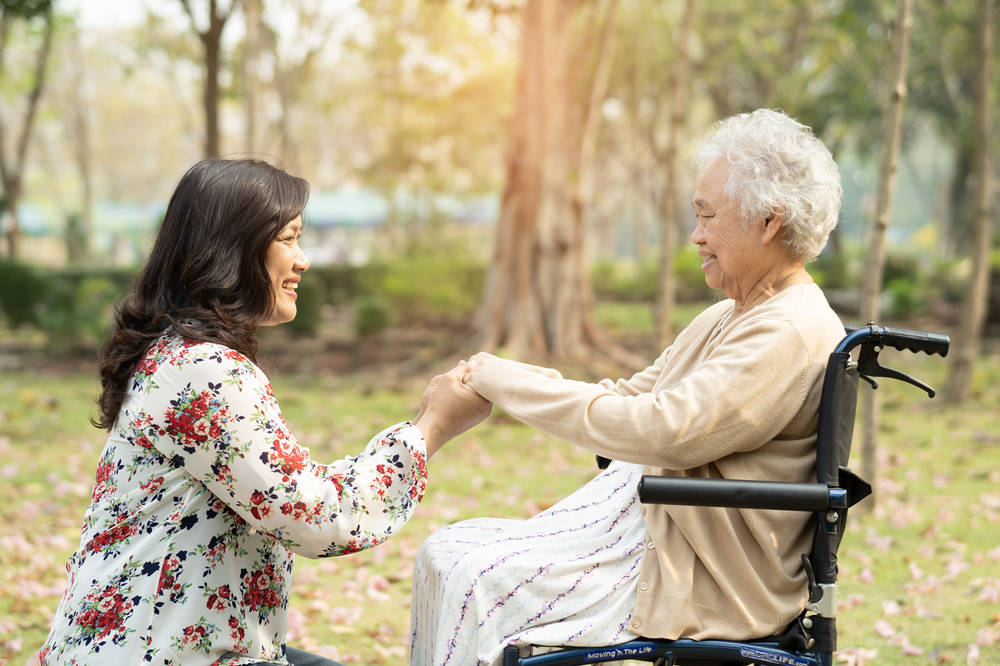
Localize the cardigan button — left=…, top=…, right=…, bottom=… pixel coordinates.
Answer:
left=631, top=619, right=641, bottom=629
left=638, top=582, right=648, bottom=591
left=641, top=507, right=646, bottom=516
left=646, top=541, right=656, bottom=550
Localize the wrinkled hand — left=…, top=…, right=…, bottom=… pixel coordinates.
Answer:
left=413, top=361, right=492, bottom=458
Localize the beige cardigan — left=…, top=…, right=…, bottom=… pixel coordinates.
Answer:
left=468, top=284, right=844, bottom=642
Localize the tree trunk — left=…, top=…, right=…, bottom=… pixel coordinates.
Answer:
left=66, top=26, right=93, bottom=266
left=656, top=0, right=695, bottom=348
left=275, top=74, right=298, bottom=170
left=944, top=142, right=972, bottom=258
left=577, top=0, right=619, bottom=205
left=203, top=9, right=222, bottom=159
left=858, top=0, right=912, bottom=509
left=243, top=0, right=261, bottom=154
left=0, top=8, right=54, bottom=260
left=182, top=0, right=231, bottom=158
left=943, top=0, right=993, bottom=404
left=477, top=0, right=641, bottom=370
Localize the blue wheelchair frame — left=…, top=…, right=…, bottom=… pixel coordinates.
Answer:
left=502, top=323, right=950, bottom=666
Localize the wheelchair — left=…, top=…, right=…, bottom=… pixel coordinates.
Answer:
left=502, top=322, right=950, bottom=666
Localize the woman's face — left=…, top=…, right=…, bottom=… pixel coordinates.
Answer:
left=263, top=216, right=309, bottom=326
left=690, top=160, right=766, bottom=300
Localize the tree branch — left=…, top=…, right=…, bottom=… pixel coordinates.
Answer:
left=178, top=0, right=201, bottom=35
left=16, top=7, right=53, bottom=172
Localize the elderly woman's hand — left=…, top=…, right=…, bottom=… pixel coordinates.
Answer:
left=462, top=352, right=498, bottom=386
left=413, top=361, right=492, bottom=457
left=463, top=352, right=562, bottom=386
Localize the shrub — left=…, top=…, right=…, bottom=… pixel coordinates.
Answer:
left=284, top=276, right=323, bottom=337
left=673, top=247, right=715, bottom=303
left=354, top=296, right=392, bottom=338
left=303, top=264, right=383, bottom=304
left=590, top=248, right=713, bottom=304
left=0, top=261, right=132, bottom=349
left=378, top=255, right=485, bottom=326
left=885, top=276, right=926, bottom=319
left=0, top=259, right=51, bottom=327
left=883, top=253, right=922, bottom=286
left=809, top=251, right=849, bottom=290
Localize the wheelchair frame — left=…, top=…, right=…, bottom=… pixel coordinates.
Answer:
left=502, top=323, right=949, bottom=666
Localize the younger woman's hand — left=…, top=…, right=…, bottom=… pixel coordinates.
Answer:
left=413, top=361, right=492, bottom=458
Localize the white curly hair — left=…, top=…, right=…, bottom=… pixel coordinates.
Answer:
left=692, top=109, right=842, bottom=262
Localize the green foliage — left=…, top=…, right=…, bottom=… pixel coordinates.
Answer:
left=0, top=261, right=131, bottom=349
left=884, top=277, right=925, bottom=320
left=809, top=250, right=850, bottom=290
left=590, top=248, right=713, bottom=305
left=304, top=264, right=384, bottom=305
left=882, top=254, right=922, bottom=286
left=673, top=247, right=716, bottom=303
left=378, top=253, right=484, bottom=326
left=284, top=276, right=324, bottom=337
left=353, top=295, right=392, bottom=338
left=877, top=254, right=923, bottom=319
left=347, top=0, right=515, bottom=195
left=590, top=259, right=651, bottom=301
left=0, top=0, right=52, bottom=19
left=0, top=259, right=50, bottom=327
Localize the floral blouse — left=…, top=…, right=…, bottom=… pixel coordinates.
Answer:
left=41, top=335, right=429, bottom=666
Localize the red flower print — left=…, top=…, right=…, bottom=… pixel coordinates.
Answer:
left=250, top=503, right=273, bottom=520
left=141, top=476, right=165, bottom=494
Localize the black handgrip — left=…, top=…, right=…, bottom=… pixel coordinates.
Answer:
left=881, top=326, right=949, bottom=357
left=638, top=476, right=831, bottom=512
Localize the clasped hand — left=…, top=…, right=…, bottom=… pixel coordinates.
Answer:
left=412, top=358, right=493, bottom=457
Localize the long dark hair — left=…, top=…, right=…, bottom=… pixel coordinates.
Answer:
left=93, top=158, right=310, bottom=430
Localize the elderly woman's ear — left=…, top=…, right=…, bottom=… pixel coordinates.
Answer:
left=760, top=209, right=786, bottom=246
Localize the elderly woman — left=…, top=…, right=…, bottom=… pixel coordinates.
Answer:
left=409, top=109, right=845, bottom=666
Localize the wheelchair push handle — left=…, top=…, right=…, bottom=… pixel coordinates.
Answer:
left=881, top=326, right=950, bottom=357
left=842, top=323, right=949, bottom=357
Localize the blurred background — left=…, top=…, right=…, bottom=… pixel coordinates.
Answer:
left=2, top=2, right=1000, bottom=665
left=0, top=0, right=997, bottom=382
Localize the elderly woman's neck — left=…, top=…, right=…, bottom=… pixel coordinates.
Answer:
left=730, top=262, right=813, bottom=319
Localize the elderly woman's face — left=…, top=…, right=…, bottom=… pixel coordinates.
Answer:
left=691, top=160, right=762, bottom=298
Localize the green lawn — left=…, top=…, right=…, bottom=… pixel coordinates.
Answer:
left=1, top=319, right=998, bottom=666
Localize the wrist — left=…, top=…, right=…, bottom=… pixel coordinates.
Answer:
left=413, top=415, right=443, bottom=458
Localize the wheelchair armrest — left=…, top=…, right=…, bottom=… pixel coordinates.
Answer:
left=638, top=476, right=846, bottom=512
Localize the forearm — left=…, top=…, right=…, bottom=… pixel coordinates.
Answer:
left=468, top=346, right=808, bottom=470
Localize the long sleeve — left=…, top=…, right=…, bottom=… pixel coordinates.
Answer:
left=130, top=344, right=427, bottom=558
left=596, top=346, right=670, bottom=397
left=468, top=316, right=813, bottom=470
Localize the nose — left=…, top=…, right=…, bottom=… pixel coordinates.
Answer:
left=691, top=217, right=704, bottom=245
left=295, top=245, right=310, bottom=272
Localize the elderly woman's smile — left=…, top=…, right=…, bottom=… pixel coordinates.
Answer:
left=691, top=159, right=765, bottom=303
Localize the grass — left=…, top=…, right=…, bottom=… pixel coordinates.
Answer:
left=1, top=309, right=998, bottom=666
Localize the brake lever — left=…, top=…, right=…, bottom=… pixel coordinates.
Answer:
left=857, top=342, right=937, bottom=398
